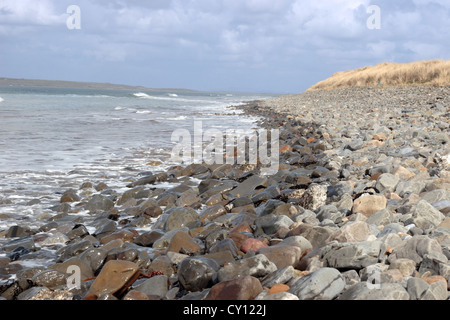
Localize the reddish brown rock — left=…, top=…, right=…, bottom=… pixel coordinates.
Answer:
left=166, top=231, right=202, bottom=254
left=100, top=230, right=136, bottom=245
left=268, top=283, right=290, bottom=295
left=84, top=260, right=140, bottom=300
left=206, top=276, right=263, bottom=300
left=240, top=238, right=268, bottom=253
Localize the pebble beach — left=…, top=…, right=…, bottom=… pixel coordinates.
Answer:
left=1, top=85, right=449, bottom=301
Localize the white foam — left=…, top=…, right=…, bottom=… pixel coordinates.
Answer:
left=0, top=96, right=4, bottom=102
left=133, top=92, right=152, bottom=98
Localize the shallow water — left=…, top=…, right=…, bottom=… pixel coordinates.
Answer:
left=0, top=86, right=274, bottom=271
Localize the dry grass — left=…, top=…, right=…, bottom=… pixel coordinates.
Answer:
left=307, top=59, right=450, bottom=91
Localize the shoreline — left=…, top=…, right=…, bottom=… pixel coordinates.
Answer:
left=1, top=85, right=449, bottom=301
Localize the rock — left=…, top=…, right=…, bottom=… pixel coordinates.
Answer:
left=217, top=254, right=277, bottom=282
left=84, top=260, right=140, bottom=299
left=329, top=221, right=372, bottom=243
left=79, top=248, right=108, bottom=274
left=166, top=231, right=202, bottom=254
left=5, top=225, right=34, bottom=238
left=240, top=238, right=268, bottom=253
left=255, top=291, right=299, bottom=300
left=406, top=277, right=430, bottom=300
left=199, top=205, right=227, bottom=223
left=20, top=287, right=73, bottom=300
left=257, top=245, right=302, bottom=269
left=288, top=268, right=345, bottom=300
left=388, top=258, right=416, bottom=277
left=258, top=214, right=294, bottom=235
left=85, top=194, right=115, bottom=213
left=228, top=175, right=268, bottom=198
left=261, top=266, right=295, bottom=288
left=338, top=282, right=410, bottom=300
left=209, top=238, right=239, bottom=257
left=388, top=235, right=444, bottom=266
left=411, top=200, right=445, bottom=230
left=206, top=276, right=263, bottom=300
left=134, top=230, right=165, bottom=247
left=123, top=290, right=151, bottom=300
left=49, top=257, right=94, bottom=281
left=164, top=207, right=198, bottom=231
left=178, top=257, right=220, bottom=292
left=268, top=283, right=290, bottom=294
left=278, top=236, right=313, bottom=253
left=287, top=224, right=333, bottom=249
left=60, top=189, right=80, bottom=203
left=375, top=173, right=400, bottom=193
left=323, top=241, right=382, bottom=269
left=133, top=275, right=169, bottom=298
left=32, top=270, right=68, bottom=289
left=365, top=208, right=393, bottom=226
left=421, top=279, right=448, bottom=300
left=352, top=194, right=387, bottom=217
left=297, top=184, right=328, bottom=211
left=176, top=188, right=200, bottom=207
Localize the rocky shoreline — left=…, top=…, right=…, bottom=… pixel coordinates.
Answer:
left=1, top=85, right=449, bottom=300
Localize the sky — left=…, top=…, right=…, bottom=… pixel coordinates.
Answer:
left=0, top=0, right=449, bottom=93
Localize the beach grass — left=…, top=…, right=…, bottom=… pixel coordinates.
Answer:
left=307, top=59, right=450, bottom=91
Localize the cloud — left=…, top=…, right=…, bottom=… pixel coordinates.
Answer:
left=0, top=0, right=449, bottom=92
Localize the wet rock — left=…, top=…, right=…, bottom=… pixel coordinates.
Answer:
left=5, top=225, right=35, bottom=238
left=133, top=275, right=169, bottom=299
left=84, top=260, right=140, bottom=299
left=166, top=231, right=202, bottom=254
left=85, top=195, right=115, bottom=213
left=228, top=175, right=268, bottom=198
left=134, top=230, right=165, bottom=247
left=209, top=238, right=239, bottom=258
left=60, top=189, right=80, bottom=203
left=49, top=257, right=94, bottom=281
left=288, top=267, right=345, bottom=300
left=206, top=275, right=263, bottom=300
left=32, top=270, right=68, bottom=289
left=178, top=257, right=220, bottom=292
left=164, top=207, right=198, bottom=231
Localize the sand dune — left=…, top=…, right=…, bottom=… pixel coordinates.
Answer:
left=307, top=59, right=450, bottom=91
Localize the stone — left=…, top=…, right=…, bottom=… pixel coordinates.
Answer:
left=288, top=268, right=345, bottom=300
left=217, top=254, right=277, bottom=282
left=100, top=230, right=136, bottom=245
left=199, top=205, right=227, bottom=223
left=365, top=208, right=393, bottom=226
left=297, top=184, right=328, bottom=211
left=329, top=221, right=372, bottom=243
left=255, top=291, right=299, bottom=300
left=134, top=230, right=165, bottom=247
left=133, top=275, right=169, bottom=298
left=352, top=194, right=387, bottom=217
left=6, top=225, right=34, bottom=238
left=85, top=194, right=115, bottom=213
left=287, top=224, right=333, bottom=249
left=60, top=189, right=80, bottom=203
left=268, top=283, right=290, bottom=294
left=178, top=257, right=220, bottom=292
left=84, top=260, right=140, bottom=299
left=166, top=231, right=202, bottom=254
left=421, top=279, right=448, bottom=300
left=228, top=175, right=268, bottom=198
left=406, top=277, right=430, bottom=300
left=278, top=236, right=313, bottom=253
left=375, top=173, right=400, bottom=193
left=206, top=276, right=263, bottom=300
left=261, top=266, right=295, bottom=288
left=388, top=258, right=416, bottom=277
left=257, top=245, right=302, bottom=269
left=32, top=270, right=68, bottom=289
left=164, top=207, right=198, bottom=231
left=209, top=238, right=239, bottom=257
left=388, top=235, right=444, bottom=266
left=338, top=282, right=409, bottom=300
left=323, top=241, right=382, bottom=269
left=412, top=200, right=445, bottom=230
left=240, top=238, right=268, bottom=253
left=123, top=290, right=151, bottom=300
left=49, top=257, right=94, bottom=281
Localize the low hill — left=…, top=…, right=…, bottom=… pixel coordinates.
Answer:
left=307, top=59, right=450, bottom=91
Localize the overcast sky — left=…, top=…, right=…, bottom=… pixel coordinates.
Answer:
left=0, top=0, right=449, bottom=93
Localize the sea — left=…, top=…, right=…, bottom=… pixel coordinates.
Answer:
left=0, top=85, right=275, bottom=269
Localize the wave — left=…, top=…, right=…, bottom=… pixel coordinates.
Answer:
left=163, top=116, right=187, bottom=121
left=167, top=93, right=178, bottom=97
left=132, top=92, right=152, bottom=99
left=0, top=96, right=4, bottom=102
